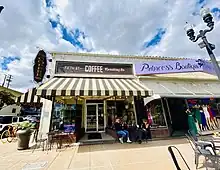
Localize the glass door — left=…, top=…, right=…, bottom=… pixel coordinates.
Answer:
left=98, top=104, right=104, bottom=131
left=86, top=103, right=105, bottom=132
left=86, top=104, right=97, bottom=132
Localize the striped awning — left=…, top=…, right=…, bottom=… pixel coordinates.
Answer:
left=140, top=79, right=220, bottom=98
left=15, top=88, right=42, bottom=104
left=36, top=77, right=152, bottom=97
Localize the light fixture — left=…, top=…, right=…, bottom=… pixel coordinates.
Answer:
left=184, top=22, right=195, bottom=41
left=0, top=6, right=4, bottom=13
left=200, top=7, right=214, bottom=28
left=184, top=7, right=220, bottom=80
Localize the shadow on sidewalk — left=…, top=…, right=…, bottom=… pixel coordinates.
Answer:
left=77, top=138, right=188, bottom=153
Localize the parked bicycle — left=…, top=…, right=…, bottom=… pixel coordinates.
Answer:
left=1, top=124, right=18, bottom=144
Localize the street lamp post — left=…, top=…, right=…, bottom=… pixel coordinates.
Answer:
left=184, top=7, right=220, bottom=80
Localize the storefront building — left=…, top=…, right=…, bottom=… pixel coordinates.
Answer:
left=36, top=52, right=152, bottom=141
left=135, top=59, right=220, bottom=137
left=34, top=52, right=220, bottom=141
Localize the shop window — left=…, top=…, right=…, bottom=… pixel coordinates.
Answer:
left=51, top=103, right=76, bottom=133
left=107, top=97, right=135, bottom=127
left=147, top=99, right=166, bottom=128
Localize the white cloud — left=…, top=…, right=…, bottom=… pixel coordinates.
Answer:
left=0, top=0, right=220, bottom=93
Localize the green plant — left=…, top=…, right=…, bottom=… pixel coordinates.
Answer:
left=0, top=91, right=15, bottom=108
left=17, top=121, right=35, bottom=130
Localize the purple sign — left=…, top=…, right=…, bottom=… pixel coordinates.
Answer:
left=202, top=60, right=216, bottom=75
left=135, top=59, right=217, bottom=75
left=135, top=59, right=204, bottom=75
left=64, top=124, right=75, bottom=133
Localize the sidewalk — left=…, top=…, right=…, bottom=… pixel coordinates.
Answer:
left=0, top=138, right=206, bottom=170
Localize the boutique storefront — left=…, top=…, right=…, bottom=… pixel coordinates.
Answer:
left=36, top=56, right=152, bottom=141
left=135, top=59, right=220, bottom=137
left=36, top=52, right=220, bottom=141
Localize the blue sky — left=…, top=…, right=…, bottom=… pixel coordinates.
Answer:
left=45, top=0, right=220, bottom=53
left=0, top=56, right=20, bottom=71
left=143, top=28, right=166, bottom=49
left=1, top=0, right=220, bottom=91
left=1, top=0, right=219, bottom=73
left=47, top=1, right=92, bottom=52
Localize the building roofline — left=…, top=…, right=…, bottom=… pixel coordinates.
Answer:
left=49, top=51, right=196, bottom=61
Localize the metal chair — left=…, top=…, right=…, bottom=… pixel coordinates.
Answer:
left=186, top=133, right=220, bottom=169
left=32, top=132, right=48, bottom=153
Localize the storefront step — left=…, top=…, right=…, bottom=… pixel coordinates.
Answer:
left=78, top=133, right=115, bottom=146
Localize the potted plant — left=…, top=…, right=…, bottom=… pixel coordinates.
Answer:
left=16, top=121, right=35, bottom=150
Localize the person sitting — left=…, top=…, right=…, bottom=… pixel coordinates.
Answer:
left=114, top=118, right=132, bottom=143
left=137, top=118, right=151, bottom=144
left=127, top=121, right=139, bottom=142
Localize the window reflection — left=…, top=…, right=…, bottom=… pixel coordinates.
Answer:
left=146, top=99, right=166, bottom=128
left=52, top=103, right=76, bottom=133
left=107, top=97, right=136, bottom=127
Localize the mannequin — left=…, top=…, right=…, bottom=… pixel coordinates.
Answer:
left=202, top=105, right=213, bottom=130
left=208, top=105, right=219, bottom=128
left=194, top=105, right=202, bottom=131
left=186, top=108, right=198, bottom=135
left=199, top=106, right=208, bottom=131
left=207, top=105, right=217, bottom=129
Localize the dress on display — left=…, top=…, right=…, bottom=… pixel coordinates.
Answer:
left=194, top=109, right=202, bottom=125
left=147, top=110, right=153, bottom=125
left=207, top=106, right=214, bottom=119
left=203, top=106, right=210, bottom=119
left=200, top=109, right=207, bottom=127
left=210, top=108, right=217, bottom=117
left=188, top=111, right=198, bottom=134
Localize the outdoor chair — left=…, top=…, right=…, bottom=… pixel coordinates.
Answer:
left=188, top=130, right=220, bottom=151
left=32, top=132, right=48, bottom=153
left=186, top=133, right=220, bottom=169
left=47, top=131, right=61, bottom=151
left=187, top=130, right=214, bottom=150
left=47, top=130, right=76, bottom=151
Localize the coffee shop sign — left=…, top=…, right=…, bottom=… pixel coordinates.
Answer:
left=135, top=59, right=208, bottom=75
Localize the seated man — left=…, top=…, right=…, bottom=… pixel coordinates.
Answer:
left=114, top=118, right=132, bottom=144
left=137, top=119, right=151, bottom=144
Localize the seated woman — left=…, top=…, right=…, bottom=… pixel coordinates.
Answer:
left=137, top=118, right=151, bottom=144
left=114, top=118, right=132, bottom=143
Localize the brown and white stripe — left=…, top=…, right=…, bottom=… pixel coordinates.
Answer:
left=36, top=77, right=152, bottom=97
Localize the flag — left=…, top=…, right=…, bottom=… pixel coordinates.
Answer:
left=0, top=6, right=4, bottom=13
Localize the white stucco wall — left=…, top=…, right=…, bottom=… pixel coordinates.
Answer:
left=38, top=98, right=53, bottom=139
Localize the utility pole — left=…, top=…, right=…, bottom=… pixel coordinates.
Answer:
left=6, top=75, right=12, bottom=88
left=2, top=74, right=7, bottom=87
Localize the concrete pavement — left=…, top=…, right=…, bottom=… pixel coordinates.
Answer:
left=0, top=138, right=207, bottom=170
